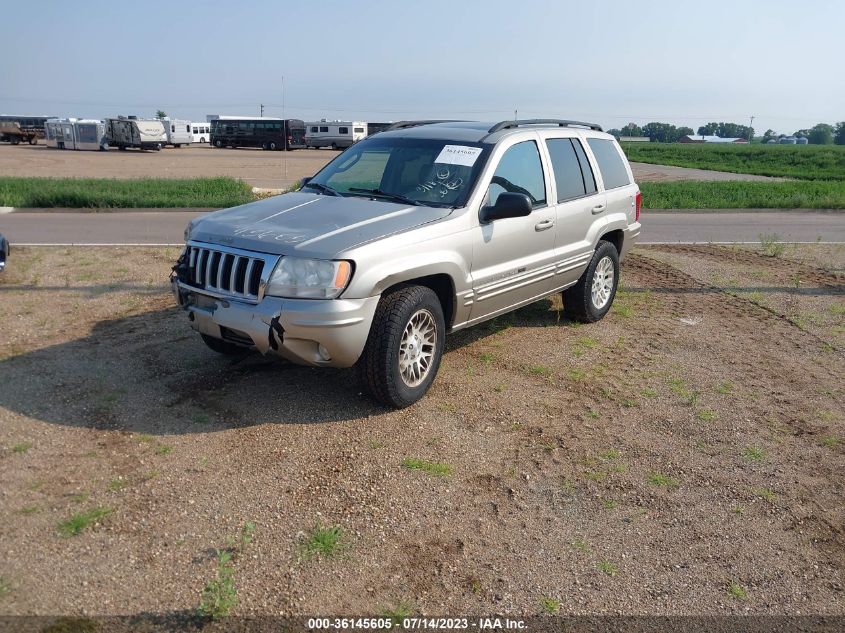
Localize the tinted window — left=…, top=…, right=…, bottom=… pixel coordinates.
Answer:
left=545, top=139, right=588, bottom=202
left=320, top=126, right=328, bottom=132
left=354, top=127, right=364, bottom=133
left=587, top=138, right=630, bottom=189
left=339, top=127, right=349, bottom=134
left=572, top=139, right=597, bottom=194
left=310, top=126, right=318, bottom=133
left=488, top=141, right=546, bottom=208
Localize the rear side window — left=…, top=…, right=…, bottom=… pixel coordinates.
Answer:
left=587, top=138, right=630, bottom=190
left=489, top=141, right=546, bottom=208
left=545, top=138, right=595, bottom=202
left=339, top=127, right=349, bottom=134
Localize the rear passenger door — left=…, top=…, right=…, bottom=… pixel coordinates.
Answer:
left=541, top=135, right=607, bottom=287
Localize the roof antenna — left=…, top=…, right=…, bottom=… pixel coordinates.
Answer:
left=514, top=108, right=518, bottom=121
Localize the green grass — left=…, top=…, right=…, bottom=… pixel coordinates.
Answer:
left=528, top=365, right=553, bottom=376
left=621, top=142, right=845, bottom=181
left=640, top=180, right=845, bottom=209
left=698, top=409, right=717, bottom=421
left=198, top=549, right=238, bottom=619
left=155, top=444, right=173, bottom=456
left=58, top=506, right=114, bottom=537
left=648, top=472, right=680, bottom=488
left=401, top=457, right=452, bottom=476
left=301, top=523, right=345, bottom=558
left=540, top=596, right=561, bottom=614
left=743, top=447, right=766, bottom=461
left=0, top=577, right=12, bottom=597
left=0, top=176, right=254, bottom=208
left=11, top=442, right=32, bottom=454
left=727, top=580, right=748, bottom=600
left=753, top=487, right=776, bottom=502
left=597, top=560, right=619, bottom=576
left=108, top=477, right=128, bottom=491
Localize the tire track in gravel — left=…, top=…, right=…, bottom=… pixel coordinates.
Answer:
left=645, top=244, right=845, bottom=290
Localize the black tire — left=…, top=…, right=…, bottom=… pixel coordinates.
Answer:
left=356, top=285, right=445, bottom=408
left=10, top=138, right=20, bottom=145
left=269, top=141, right=277, bottom=151
left=331, top=143, right=337, bottom=151
left=199, top=137, right=205, bottom=143
left=200, top=333, right=249, bottom=356
left=29, top=137, right=37, bottom=145
left=563, top=240, right=620, bottom=323
left=214, top=139, right=223, bottom=148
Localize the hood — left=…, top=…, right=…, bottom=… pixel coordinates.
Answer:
left=189, top=192, right=453, bottom=257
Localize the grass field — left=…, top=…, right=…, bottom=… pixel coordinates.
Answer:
left=0, top=177, right=253, bottom=208
left=621, top=143, right=845, bottom=181
left=641, top=180, right=845, bottom=209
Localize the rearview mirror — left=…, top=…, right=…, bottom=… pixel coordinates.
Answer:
left=479, top=192, right=532, bottom=223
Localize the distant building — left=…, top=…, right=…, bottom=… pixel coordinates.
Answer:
left=617, top=136, right=650, bottom=143
left=679, top=134, right=749, bottom=144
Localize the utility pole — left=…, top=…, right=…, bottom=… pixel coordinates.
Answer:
left=514, top=108, right=518, bottom=121
left=749, top=115, right=755, bottom=141
left=260, top=104, right=264, bottom=117
left=281, top=75, right=286, bottom=152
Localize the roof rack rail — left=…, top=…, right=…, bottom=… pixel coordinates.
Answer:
left=383, top=119, right=466, bottom=132
left=486, top=119, right=603, bottom=134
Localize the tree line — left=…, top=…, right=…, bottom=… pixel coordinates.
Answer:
left=607, top=121, right=845, bottom=144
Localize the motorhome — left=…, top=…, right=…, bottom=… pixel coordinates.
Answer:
left=191, top=122, right=211, bottom=144
left=104, top=116, right=167, bottom=151
left=305, top=120, right=367, bottom=149
left=208, top=117, right=306, bottom=150
left=162, top=118, right=193, bottom=147
left=45, top=118, right=107, bottom=151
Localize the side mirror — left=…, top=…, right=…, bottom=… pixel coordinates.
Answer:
left=479, top=192, right=532, bottom=223
left=299, top=176, right=312, bottom=188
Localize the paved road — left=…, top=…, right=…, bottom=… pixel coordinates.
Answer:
left=630, top=162, right=785, bottom=182
left=1, top=210, right=843, bottom=245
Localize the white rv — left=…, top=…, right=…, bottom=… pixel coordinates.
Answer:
left=190, top=122, right=211, bottom=144
left=104, top=117, right=167, bottom=151
left=44, top=118, right=107, bottom=151
left=305, top=120, right=367, bottom=149
left=162, top=118, right=193, bottom=147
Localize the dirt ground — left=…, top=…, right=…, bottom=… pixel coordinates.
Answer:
left=0, top=144, right=780, bottom=191
left=0, top=245, right=843, bottom=619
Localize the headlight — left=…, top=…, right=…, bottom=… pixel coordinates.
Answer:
left=265, top=257, right=352, bottom=299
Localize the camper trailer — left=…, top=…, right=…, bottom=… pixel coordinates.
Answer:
left=162, top=118, right=193, bottom=147
left=305, top=121, right=367, bottom=149
left=45, top=119, right=107, bottom=151
left=104, top=116, right=167, bottom=151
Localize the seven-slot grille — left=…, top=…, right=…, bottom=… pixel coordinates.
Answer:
left=186, top=245, right=269, bottom=300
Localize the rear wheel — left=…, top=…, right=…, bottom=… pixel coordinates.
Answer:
left=200, top=333, right=249, bottom=356
left=268, top=141, right=278, bottom=150
left=356, top=285, right=445, bottom=408
left=29, top=137, right=37, bottom=145
left=330, top=143, right=337, bottom=151
left=214, top=139, right=223, bottom=148
left=563, top=240, right=620, bottom=323
left=199, top=137, right=205, bottom=143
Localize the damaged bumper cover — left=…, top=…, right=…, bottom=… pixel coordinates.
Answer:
left=171, top=279, right=378, bottom=368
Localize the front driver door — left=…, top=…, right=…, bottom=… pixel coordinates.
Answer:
left=468, top=138, right=557, bottom=324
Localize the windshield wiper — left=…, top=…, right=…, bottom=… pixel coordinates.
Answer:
left=304, top=182, right=342, bottom=197
left=347, top=187, right=428, bottom=206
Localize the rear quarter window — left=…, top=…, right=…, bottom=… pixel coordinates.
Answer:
left=587, top=138, right=631, bottom=190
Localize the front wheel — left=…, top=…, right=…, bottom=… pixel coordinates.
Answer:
left=214, top=139, right=223, bottom=148
left=563, top=240, right=620, bottom=323
left=268, top=141, right=277, bottom=150
left=356, top=285, right=445, bottom=408
left=29, top=137, right=37, bottom=145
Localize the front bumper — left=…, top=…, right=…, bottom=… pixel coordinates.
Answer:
left=172, top=279, right=379, bottom=368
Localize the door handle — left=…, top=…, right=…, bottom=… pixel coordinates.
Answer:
left=534, top=219, right=554, bottom=231
left=591, top=204, right=606, bottom=215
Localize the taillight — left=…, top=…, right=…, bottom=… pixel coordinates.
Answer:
left=635, top=191, right=642, bottom=222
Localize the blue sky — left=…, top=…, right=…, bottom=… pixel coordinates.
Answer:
left=1, top=0, right=842, bottom=134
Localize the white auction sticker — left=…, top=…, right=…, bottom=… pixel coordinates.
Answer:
left=434, top=145, right=483, bottom=167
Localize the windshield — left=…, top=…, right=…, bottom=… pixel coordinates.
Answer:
left=305, top=136, right=492, bottom=208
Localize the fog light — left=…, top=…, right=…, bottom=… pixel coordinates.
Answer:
left=318, top=344, right=332, bottom=361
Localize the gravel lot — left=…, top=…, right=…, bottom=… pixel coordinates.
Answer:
left=0, top=144, right=781, bottom=190
left=0, top=245, right=842, bottom=619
